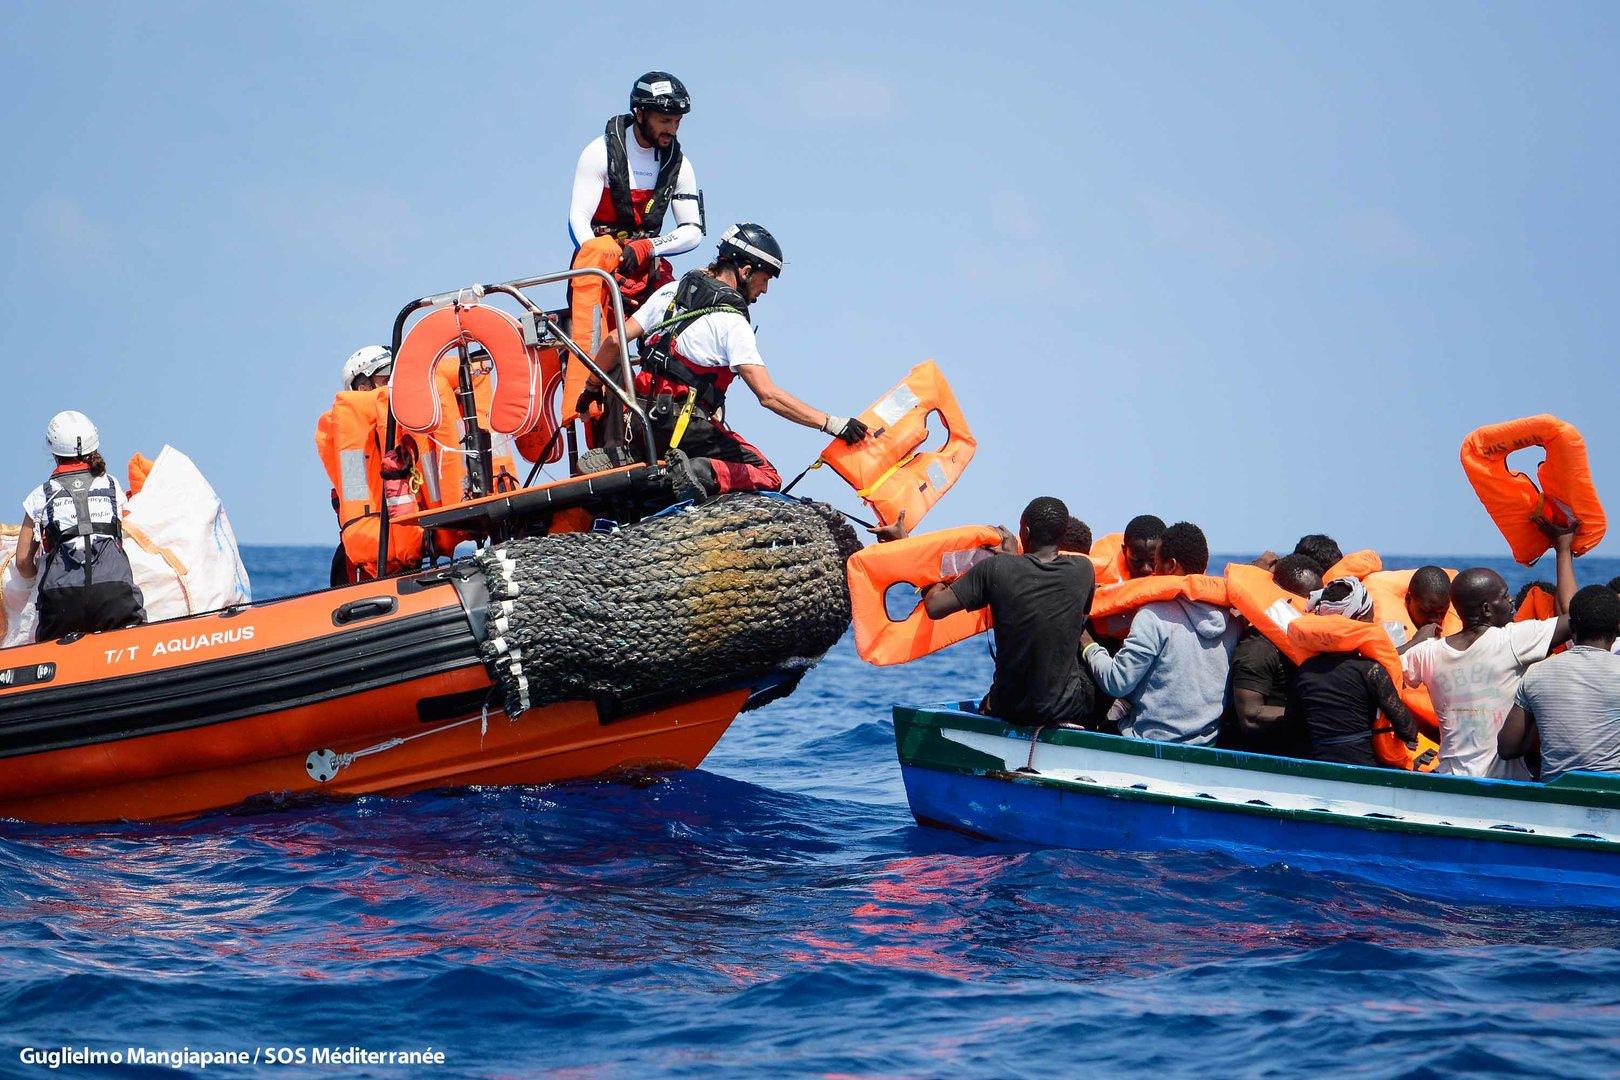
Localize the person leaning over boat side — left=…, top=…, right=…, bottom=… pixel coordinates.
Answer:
left=1499, top=585, right=1620, bottom=782
left=920, top=497, right=1095, bottom=727
left=1402, top=516, right=1578, bottom=779
left=584, top=224, right=870, bottom=500
left=1220, top=553, right=1322, bottom=758
left=1082, top=522, right=1239, bottom=746
left=1292, top=577, right=1422, bottom=768
left=12, top=411, right=145, bottom=641
left=568, top=72, right=703, bottom=307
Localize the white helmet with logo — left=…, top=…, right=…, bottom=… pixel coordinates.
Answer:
left=341, top=345, right=393, bottom=390
left=45, top=411, right=100, bottom=457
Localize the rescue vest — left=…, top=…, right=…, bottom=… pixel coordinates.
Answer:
left=1515, top=583, right=1558, bottom=622
left=1090, top=532, right=1129, bottom=585
left=638, top=269, right=750, bottom=415
left=1285, top=613, right=1441, bottom=772
left=1460, top=415, right=1607, bottom=565
left=424, top=365, right=522, bottom=514
left=315, top=389, right=425, bottom=578
left=1089, top=574, right=1229, bottom=640
left=847, top=525, right=1002, bottom=666
left=1364, top=568, right=1461, bottom=733
left=821, top=361, right=976, bottom=530
left=127, top=453, right=155, bottom=498
left=1321, top=549, right=1382, bottom=581
left=594, top=114, right=684, bottom=239
left=39, top=467, right=122, bottom=554
left=1223, top=563, right=1312, bottom=664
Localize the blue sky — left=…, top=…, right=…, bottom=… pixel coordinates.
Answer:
left=3, top=2, right=1616, bottom=557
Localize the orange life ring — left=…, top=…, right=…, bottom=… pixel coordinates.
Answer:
left=393, top=303, right=544, bottom=438
left=821, top=361, right=975, bottom=530
left=1460, top=415, right=1606, bottom=565
left=1089, top=574, right=1228, bottom=640
left=1285, top=613, right=1440, bottom=772
left=847, top=525, right=1001, bottom=666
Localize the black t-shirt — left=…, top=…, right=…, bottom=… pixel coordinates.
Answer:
left=949, top=552, right=1095, bottom=725
left=1220, top=631, right=1309, bottom=758
left=1295, top=654, right=1383, bottom=766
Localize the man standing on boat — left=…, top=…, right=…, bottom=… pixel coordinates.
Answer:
left=568, top=72, right=703, bottom=318
left=584, top=223, right=871, bottom=499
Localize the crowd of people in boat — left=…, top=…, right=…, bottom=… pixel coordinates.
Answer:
left=921, top=496, right=1620, bottom=785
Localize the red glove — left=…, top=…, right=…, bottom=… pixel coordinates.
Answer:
left=617, top=238, right=655, bottom=279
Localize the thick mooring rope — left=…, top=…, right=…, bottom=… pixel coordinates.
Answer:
left=475, top=495, right=862, bottom=717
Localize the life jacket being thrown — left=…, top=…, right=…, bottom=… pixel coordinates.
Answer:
left=1285, top=613, right=1441, bottom=772
left=847, top=525, right=1002, bottom=665
left=315, top=389, right=425, bottom=578
left=1460, top=415, right=1606, bottom=565
left=821, top=361, right=976, bottom=531
left=1088, top=574, right=1229, bottom=640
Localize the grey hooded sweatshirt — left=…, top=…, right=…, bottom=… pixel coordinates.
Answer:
left=1086, top=598, right=1240, bottom=745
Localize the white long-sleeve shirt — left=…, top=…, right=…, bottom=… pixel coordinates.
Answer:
left=568, top=133, right=702, bottom=256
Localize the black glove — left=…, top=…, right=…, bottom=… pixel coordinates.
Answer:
left=575, top=383, right=604, bottom=416
left=823, top=415, right=870, bottom=445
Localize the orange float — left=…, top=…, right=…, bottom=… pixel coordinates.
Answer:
left=821, top=361, right=975, bottom=530
left=1089, top=574, right=1228, bottom=640
left=1322, top=550, right=1382, bottom=581
left=1460, top=415, right=1606, bottom=565
left=846, top=526, right=1002, bottom=665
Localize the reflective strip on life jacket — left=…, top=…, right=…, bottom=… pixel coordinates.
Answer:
left=393, top=303, right=544, bottom=438
left=847, top=525, right=1002, bottom=666
left=1089, top=574, right=1229, bottom=640
left=1321, top=549, right=1382, bottom=581
left=1460, top=414, right=1607, bottom=565
left=1285, top=612, right=1440, bottom=772
left=821, top=361, right=976, bottom=531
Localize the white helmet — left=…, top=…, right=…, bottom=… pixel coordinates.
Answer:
left=45, top=411, right=100, bottom=457
left=341, top=345, right=393, bottom=390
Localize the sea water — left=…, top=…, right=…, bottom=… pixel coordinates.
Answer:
left=1, top=547, right=1618, bottom=1077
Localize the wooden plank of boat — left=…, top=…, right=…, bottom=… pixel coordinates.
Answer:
left=894, top=703, right=1620, bottom=908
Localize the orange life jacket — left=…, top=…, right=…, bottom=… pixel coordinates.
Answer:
left=1322, top=549, right=1382, bottom=581
left=315, top=389, right=425, bottom=577
left=1285, top=613, right=1440, bottom=772
left=1363, top=568, right=1460, bottom=733
left=423, top=365, right=523, bottom=517
left=847, top=525, right=1001, bottom=666
left=565, top=237, right=625, bottom=427
left=1089, top=574, right=1229, bottom=640
left=1089, top=532, right=1129, bottom=585
left=821, top=361, right=975, bottom=530
left=1224, top=562, right=1312, bottom=663
left=1460, top=415, right=1607, bottom=565
left=1515, top=583, right=1558, bottom=622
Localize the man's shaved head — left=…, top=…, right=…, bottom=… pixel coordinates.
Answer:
left=1406, top=565, right=1453, bottom=627
left=1451, top=568, right=1513, bottom=629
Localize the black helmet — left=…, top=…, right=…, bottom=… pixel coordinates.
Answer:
left=630, top=72, right=691, bottom=116
left=718, top=223, right=784, bottom=277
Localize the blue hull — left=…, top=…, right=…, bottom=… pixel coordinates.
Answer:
left=901, top=764, right=1620, bottom=908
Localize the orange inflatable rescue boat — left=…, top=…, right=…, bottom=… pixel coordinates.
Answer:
left=1461, top=415, right=1606, bottom=565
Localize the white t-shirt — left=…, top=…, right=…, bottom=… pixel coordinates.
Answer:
left=23, top=471, right=128, bottom=552
left=568, top=134, right=701, bottom=256
left=1402, top=618, right=1559, bottom=779
left=635, top=281, right=764, bottom=372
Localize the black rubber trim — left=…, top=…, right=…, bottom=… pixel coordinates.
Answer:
left=0, top=606, right=481, bottom=760
left=410, top=466, right=660, bottom=532
left=332, top=596, right=397, bottom=626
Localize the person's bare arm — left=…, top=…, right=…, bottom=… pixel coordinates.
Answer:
left=735, top=364, right=831, bottom=431
left=1499, top=703, right=1540, bottom=761
left=14, top=517, right=37, bottom=579
left=1539, top=517, right=1578, bottom=646
left=922, top=582, right=963, bottom=620
left=1398, top=623, right=1440, bottom=656
left=1233, top=688, right=1286, bottom=735
left=587, top=316, right=646, bottom=391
